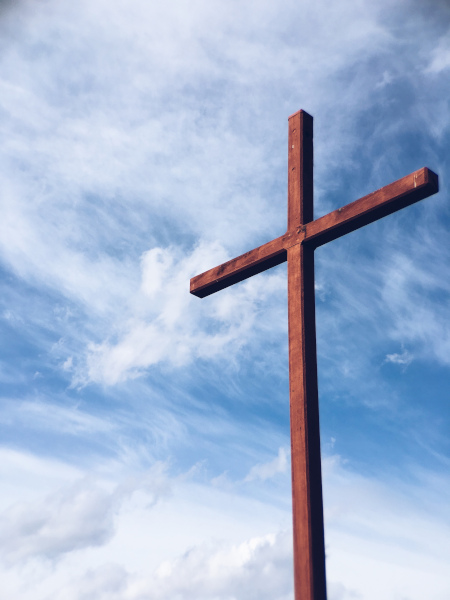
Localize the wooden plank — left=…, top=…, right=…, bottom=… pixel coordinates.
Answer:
left=288, top=243, right=327, bottom=600
left=288, top=110, right=314, bottom=229
left=190, top=235, right=288, bottom=298
left=287, top=111, right=327, bottom=600
left=304, top=167, right=439, bottom=248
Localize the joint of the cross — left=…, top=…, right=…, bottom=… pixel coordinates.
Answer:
left=283, top=226, right=307, bottom=249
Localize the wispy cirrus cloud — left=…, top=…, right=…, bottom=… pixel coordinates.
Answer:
left=0, top=0, right=449, bottom=598
left=0, top=0, right=448, bottom=393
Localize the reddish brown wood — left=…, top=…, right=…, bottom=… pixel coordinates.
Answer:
left=304, top=167, right=438, bottom=248
left=287, top=111, right=326, bottom=600
left=288, top=243, right=326, bottom=600
left=189, top=109, right=439, bottom=600
left=288, top=110, right=314, bottom=229
left=190, top=234, right=288, bottom=298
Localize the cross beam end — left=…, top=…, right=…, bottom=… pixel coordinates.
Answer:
left=190, top=238, right=288, bottom=298
left=288, top=108, right=313, bottom=121
left=304, top=167, right=439, bottom=248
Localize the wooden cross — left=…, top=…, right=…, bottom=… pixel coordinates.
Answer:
left=190, top=110, right=439, bottom=600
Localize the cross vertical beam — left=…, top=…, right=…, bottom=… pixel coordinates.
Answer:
left=288, top=110, right=314, bottom=227
left=287, top=112, right=326, bottom=600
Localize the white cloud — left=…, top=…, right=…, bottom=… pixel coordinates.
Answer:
left=380, top=230, right=450, bottom=367
left=0, top=462, right=170, bottom=564
left=384, top=349, right=413, bottom=366
left=0, top=448, right=448, bottom=599
left=43, top=532, right=294, bottom=600
left=427, top=35, right=450, bottom=73
left=39, top=534, right=367, bottom=600
left=244, top=447, right=288, bottom=482
left=80, top=242, right=287, bottom=384
left=0, top=478, right=117, bottom=564
left=147, top=532, right=293, bottom=600
left=0, top=399, right=115, bottom=436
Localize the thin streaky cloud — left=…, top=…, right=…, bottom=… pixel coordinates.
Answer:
left=0, top=0, right=448, bottom=598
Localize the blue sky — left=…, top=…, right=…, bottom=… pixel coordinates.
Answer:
left=0, top=0, right=449, bottom=598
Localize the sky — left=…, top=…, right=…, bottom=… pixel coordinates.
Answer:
left=0, top=0, right=449, bottom=598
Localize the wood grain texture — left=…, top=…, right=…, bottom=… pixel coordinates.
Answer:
left=304, top=167, right=438, bottom=248
left=288, top=110, right=314, bottom=229
left=288, top=243, right=327, bottom=600
left=190, top=235, right=288, bottom=298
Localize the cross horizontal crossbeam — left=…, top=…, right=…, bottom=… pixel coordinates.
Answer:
left=190, top=167, right=438, bottom=298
